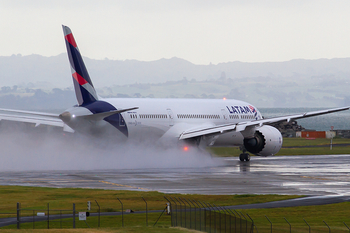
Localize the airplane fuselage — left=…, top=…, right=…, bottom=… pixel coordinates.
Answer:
left=62, top=97, right=263, bottom=147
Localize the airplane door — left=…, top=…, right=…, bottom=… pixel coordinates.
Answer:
left=221, top=109, right=228, bottom=121
left=167, top=109, right=174, bottom=126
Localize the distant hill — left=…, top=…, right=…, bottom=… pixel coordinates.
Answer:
left=0, top=54, right=350, bottom=108
left=1, top=54, right=350, bottom=87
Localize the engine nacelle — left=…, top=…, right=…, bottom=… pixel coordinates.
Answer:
left=243, top=125, right=283, bottom=156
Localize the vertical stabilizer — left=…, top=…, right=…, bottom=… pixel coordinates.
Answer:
left=62, top=25, right=98, bottom=106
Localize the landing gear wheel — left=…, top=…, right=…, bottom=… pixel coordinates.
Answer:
left=239, top=153, right=250, bottom=162
left=239, top=154, right=245, bottom=161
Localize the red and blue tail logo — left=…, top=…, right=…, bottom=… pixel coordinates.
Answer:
left=62, top=25, right=98, bottom=106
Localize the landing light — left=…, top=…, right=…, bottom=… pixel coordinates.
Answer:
left=223, top=97, right=227, bottom=100
left=184, top=146, right=189, bottom=151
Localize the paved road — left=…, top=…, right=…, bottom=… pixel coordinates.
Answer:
left=0, top=154, right=350, bottom=196
left=225, top=195, right=350, bottom=209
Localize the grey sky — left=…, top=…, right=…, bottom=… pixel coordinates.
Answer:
left=1, top=0, right=350, bottom=64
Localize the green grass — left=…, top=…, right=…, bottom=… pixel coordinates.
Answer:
left=1, top=213, right=172, bottom=230
left=276, top=146, right=350, bottom=155
left=0, top=185, right=299, bottom=215
left=0, top=185, right=300, bottom=232
left=241, top=202, right=350, bottom=233
left=209, top=137, right=350, bottom=157
left=282, top=137, right=350, bottom=147
left=0, top=226, right=191, bottom=233
left=6, top=203, right=350, bottom=232
left=1, top=186, right=350, bottom=232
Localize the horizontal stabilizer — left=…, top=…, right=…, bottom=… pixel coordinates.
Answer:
left=79, top=107, right=139, bottom=121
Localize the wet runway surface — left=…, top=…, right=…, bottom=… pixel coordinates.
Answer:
left=1, top=154, right=350, bottom=196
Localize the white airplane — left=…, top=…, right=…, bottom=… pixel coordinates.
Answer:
left=0, top=25, right=348, bottom=161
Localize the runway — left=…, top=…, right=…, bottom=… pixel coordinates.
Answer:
left=1, top=154, right=350, bottom=196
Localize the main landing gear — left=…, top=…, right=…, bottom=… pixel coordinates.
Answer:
left=239, top=147, right=250, bottom=162
left=239, top=153, right=250, bottom=162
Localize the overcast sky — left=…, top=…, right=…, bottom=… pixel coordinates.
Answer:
left=1, top=0, right=350, bottom=64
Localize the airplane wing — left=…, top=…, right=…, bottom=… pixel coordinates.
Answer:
left=179, top=106, right=350, bottom=140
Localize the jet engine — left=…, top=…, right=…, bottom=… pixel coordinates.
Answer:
left=243, top=125, right=283, bottom=156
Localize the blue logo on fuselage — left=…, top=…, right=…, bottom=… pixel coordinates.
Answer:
left=226, top=105, right=261, bottom=120
left=226, top=106, right=253, bottom=114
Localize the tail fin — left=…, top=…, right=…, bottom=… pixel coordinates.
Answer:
left=62, top=25, right=98, bottom=106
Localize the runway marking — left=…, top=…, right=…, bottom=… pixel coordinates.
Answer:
left=300, top=176, right=330, bottom=181
left=99, top=181, right=151, bottom=191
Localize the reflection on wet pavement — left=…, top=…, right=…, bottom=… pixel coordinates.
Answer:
left=1, top=154, right=350, bottom=195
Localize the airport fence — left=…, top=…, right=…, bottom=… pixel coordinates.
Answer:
left=9, top=197, right=350, bottom=232
left=13, top=198, right=169, bottom=230
left=15, top=202, right=100, bottom=229
left=166, top=196, right=254, bottom=233
left=166, top=197, right=350, bottom=233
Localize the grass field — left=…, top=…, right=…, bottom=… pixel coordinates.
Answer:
left=209, top=137, right=350, bottom=157
left=5, top=205, right=350, bottom=232
left=0, top=186, right=299, bottom=214
left=0, top=186, right=349, bottom=232
left=0, top=186, right=300, bottom=231
left=244, top=202, right=350, bottom=233
left=281, top=137, right=350, bottom=147
left=0, top=226, right=191, bottom=233
left=0, top=186, right=350, bottom=232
